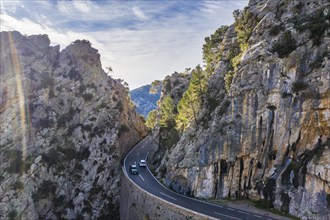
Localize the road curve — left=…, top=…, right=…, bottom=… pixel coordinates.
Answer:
left=123, top=136, right=280, bottom=220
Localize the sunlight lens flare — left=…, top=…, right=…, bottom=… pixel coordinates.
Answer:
left=7, top=32, right=28, bottom=165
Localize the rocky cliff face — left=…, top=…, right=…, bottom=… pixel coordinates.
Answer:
left=0, top=31, right=147, bottom=219
left=148, top=71, right=191, bottom=170
left=153, top=0, right=330, bottom=219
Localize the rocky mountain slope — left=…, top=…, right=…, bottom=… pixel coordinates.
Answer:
left=130, top=81, right=162, bottom=118
left=0, top=31, right=147, bottom=219
left=151, top=0, right=330, bottom=219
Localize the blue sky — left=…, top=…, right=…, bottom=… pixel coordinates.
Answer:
left=0, top=0, right=248, bottom=89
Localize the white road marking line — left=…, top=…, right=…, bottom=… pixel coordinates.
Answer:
left=227, top=207, right=235, bottom=211
left=238, top=210, right=248, bottom=214
left=254, top=214, right=262, bottom=218
left=137, top=152, right=140, bottom=157
left=160, top=192, right=177, bottom=201
left=139, top=174, right=144, bottom=181
left=213, top=212, right=242, bottom=220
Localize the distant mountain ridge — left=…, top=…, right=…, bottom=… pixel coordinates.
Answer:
left=130, top=82, right=162, bottom=118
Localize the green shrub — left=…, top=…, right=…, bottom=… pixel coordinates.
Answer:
left=294, top=2, right=304, bottom=13
left=48, top=88, right=55, bottom=98
left=88, top=83, right=97, bottom=90
left=233, top=8, right=259, bottom=51
left=271, top=31, right=296, bottom=58
left=68, top=69, right=82, bottom=81
left=202, top=25, right=229, bottom=65
left=7, top=210, right=17, bottom=220
left=82, top=93, right=93, bottom=101
left=112, top=95, right=118, bottom=102
left=4, top=150, right=23, bottom=174
left=37, top=117, right=54, bottom=129
left=11, top=180, right=24, bottom=191
left=65, top=200, right=74, bottom=210
left=79, top=148, right=90, bottom=160
left=53, top=195, right=66, bottom=207
left=145, top=110, right=157, bottom=129
left=269, top=24, right=284, bottom=36
left=309, top=51, right=327, bottom=69
left=75, top=163, right=84, bottom=171
left=118, top=124, right=130, bottom=137
left=116, top=100, right=124, bottom=111
left=218, top=99, right=231, bottom=116
left=206, top=97, right=219, bottom=113
left=292, top=80, right=308, bottom=93
left=42, top=148, right=60, bottom=166
left=293, top=9, right=330, bottom=46
left=159, top=127, right=179, bottom=149
left=82, top=124, right=93, bottom=132
left=56, top=147, right=76, bottom=161
left=83, top=200, right=93, bottom=214
left=89, top=186, right=102, bottom=197
left=226, top=46, right=241, bottom=70
left=224, top=71, right=234, bottom=92
left=78, top=84, right=86, bottom=94
left=290, top=160, right=302, bottom=170
left=97, top=165, right=105, bottom=174
left=40, top=74, right=54, bottom=88
left=33, top=180, right=56, bottom=200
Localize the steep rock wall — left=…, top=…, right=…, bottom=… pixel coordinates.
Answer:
left=155, top=0, right=330, bottom=219
left=0, top=31, right=147, bottom=219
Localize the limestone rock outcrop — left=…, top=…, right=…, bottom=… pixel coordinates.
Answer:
left=148, top=71, right=191, bottom=174
left=0, top=31, right=147, bottom=219
left=153, top=0, right=330, bottom=219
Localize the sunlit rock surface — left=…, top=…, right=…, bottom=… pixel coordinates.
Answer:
left=0, top=31, right=147, bottom=219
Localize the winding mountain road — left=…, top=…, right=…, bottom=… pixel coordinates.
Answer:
left=123, top=136, right=282, bottom=220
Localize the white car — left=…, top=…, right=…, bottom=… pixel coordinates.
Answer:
left=130, top=164, right=138, bottom=174
left=139, top=159, right=146, bottom=167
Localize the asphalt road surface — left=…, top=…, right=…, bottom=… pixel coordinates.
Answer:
left=123, top=136, right=282, bottom=220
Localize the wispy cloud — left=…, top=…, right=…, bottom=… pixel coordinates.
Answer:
left=0, top=13, right=103, bottom=50
left=0, top=0, right=248, bottom=89
left=57, top=0, right=98, bottom=14
left=132, top=6, right=148, bottom=21
left=202, top=1, right=224, bottom=14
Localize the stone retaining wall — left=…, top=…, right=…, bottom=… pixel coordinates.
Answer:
left=120, top=168, right=217, bottom=220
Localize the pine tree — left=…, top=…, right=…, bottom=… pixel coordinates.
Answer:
left=159, top=95, right=175, bottom=128
left=176, top=65, right=207, bottom=131
left=145, top=110, right=157, bottom=129
left=202, top=26, right=228, bottom=65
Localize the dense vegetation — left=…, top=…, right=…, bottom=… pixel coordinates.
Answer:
left=145, top=110, right=157, bottom=129
left=271, top=31, right=296, bottom=58
left=176, top=65, right=207, bottom=131
left=224, top=8, right=259, bottom=91
left=202, top=26, right=228, bottom=66
left=154, top=7, right=261, bottom=135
